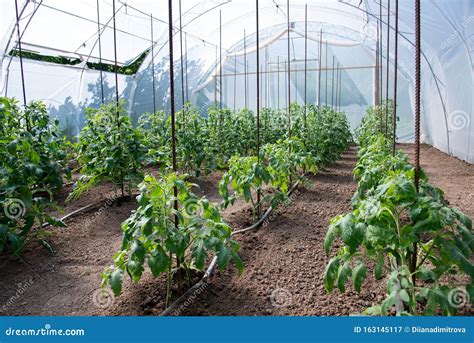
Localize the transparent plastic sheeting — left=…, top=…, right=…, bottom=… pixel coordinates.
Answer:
left=0, top=0, right=473, bottom=163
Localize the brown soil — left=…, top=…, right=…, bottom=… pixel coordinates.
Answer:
left=175, top=146, right=388, bottom=315
left=0, top=144, right=472, bottom=316
left=400, top=143, right=474, bottom=219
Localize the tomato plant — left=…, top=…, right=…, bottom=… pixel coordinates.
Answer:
left=264, top=138, right=317, bottom=194
left=176, top=105, right=209, bottom=176
left=260, top=108, right=288, bottom=145
left=232, top=108, right=257, bottom=156
left=324, top=131, right=473, bottom=315
left=103, top=173, right=243, bottom=301
left=306, top=105, right=352, bottom=165
left=351, top=135, right=412, bottom=206
left=0, top=97, right=68, bottom=255
left=138, top=104, right=349, bottom=179
left=205, top=106, right=228, bottom=169
left=219, top=155, right=271, bottom=214
left=354, top=100, right=395, bottom=145
left=69, top=101, right=147, bottom=201
left=219, top=106, right=351, bottom=217
left=138, top=110, right=171, bottom=168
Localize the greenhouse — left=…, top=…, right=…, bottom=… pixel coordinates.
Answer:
left=0, top=0, right=473, bottom=319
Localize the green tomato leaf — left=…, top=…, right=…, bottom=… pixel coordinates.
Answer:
left=148, top=247, right=170, bottom=277
left=374, top=251, right=384, bottom=280
left=109, top=269, right=124, bottom=296
left=324, top=256, right=340, bottom=293
left=352, top=262, right=367, bottom=293
left=337, top=261, right=351, bottom=293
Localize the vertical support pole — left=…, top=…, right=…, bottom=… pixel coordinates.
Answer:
left=167, top=0, right=179, bottom=225
left=213, top=76, right=217, bottom=107
left=377, top=21, right=383, bottom=130
left=96, top=0, right=104, bottom=104
left=331, top=56, right=335, bottom=109
left=219, top=10, right=223, bottom=109
left=385, top=0, right=391, bottom=137
left=14, top=0, right=28, bottom=130
left=256, top=0, right=261, bottom=216
left=338, top=67, right=342, bottom=111
left=244, top=30, right=248, bottom=109
left=14, top=0, right=26, bottom=107
left=336, top=67, right=339, bottom=111
left=412, top=0, right=421, bottom=285
left=277, top=56, right=280, bottom=111
left=337, top=66, right=341, bottom=111
left=318, top=30, right=322, bottom=108
left=414, top=2, right=421, bottom=193
left=295, top=59, right=298, bottom=105
left=303, top=3, right=308, bottom=165
left=304, top=3, right=308, bottom=130
left=285, top=59, right=288, bottom=110
left=265, top=48, right=268, bottom=108
left=257, top=63, right=265, bottom=110
left=214, top=46, right=217, bottom=107
left=375, top=22, right=380, bottom=107
left=185, top=32, right=189, bottom=103
left=379, top=1, right=383, bottom=107
left=392, top=0, right=399, bottom=155
left=291, top=61, right=300, bottom=104
left=150, top=14, right=156, bottom=114
left=164, top=0, right=179, bottom=299
left=325, top=40, right=328, bottom=106
left=267, top=50, right=270, bottom=109
left=337, top=64, right=342, bottom=111
left=335, top=63, right=338, bottom=111
left=179, top=0, right=185, bottom=109
left=112, top=0, right=119, bottom=112
left=234, top=56, right=237, bottom=112
left=112, top=0, right=122, bottom=196
left=287, top=0, right=291, bottom=136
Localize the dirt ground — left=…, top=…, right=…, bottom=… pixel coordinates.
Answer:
left=400, top=143, right=474, bottom=219
left=0, top=144, right=472, bottom=316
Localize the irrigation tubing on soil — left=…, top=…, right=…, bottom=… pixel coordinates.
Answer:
left=160, top=174, right=305, bottom=316
left=39, top=194, right=140, bottom=230
left=34, top=170, right=304, bottom=316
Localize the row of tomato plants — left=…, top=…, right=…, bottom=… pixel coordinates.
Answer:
left=0, top=98, right=71, bottom=254
left=1, top=95, right=352, bottom=305
left=102, top=104, right=351, bottom=300
left=0, top=97, right=282, bottom=255
left=324, top=105, right=473, bottom=315
left=70, top=101, right=340, bottom=200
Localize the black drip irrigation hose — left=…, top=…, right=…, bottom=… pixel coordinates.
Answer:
left=160, top=174, right=305, bottom=316
left=37, top=174, right=305, bottom=316
left=39, top=194, right=139, bottom=229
